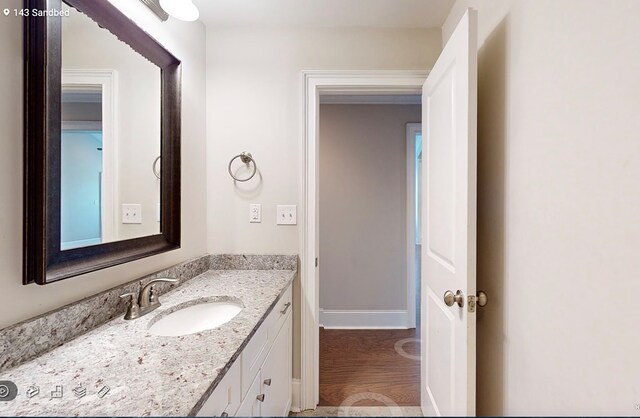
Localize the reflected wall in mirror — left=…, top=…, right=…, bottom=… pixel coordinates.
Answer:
left=60, top=3, right=161, bottom=250
left=24, top=0, right=181, bottom=285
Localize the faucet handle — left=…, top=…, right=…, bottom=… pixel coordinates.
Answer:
left=120, top=292, right=140, bottom=320
left=149, top=285, right=158, bottom=305
left=148, top=277, right=179, bottom=285
left=120, top=292, right=137, bottom=300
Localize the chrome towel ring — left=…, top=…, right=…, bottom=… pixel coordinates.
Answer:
left=153, top=156, right=161, bottom=179
left=228, top=152, right=257, bottom=182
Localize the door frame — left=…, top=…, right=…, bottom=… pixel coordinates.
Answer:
left=62, top=69, right=119, bottom=244
left=406, top=122, right=422, bottom=329
left=300, top=70, right=428, bottom=410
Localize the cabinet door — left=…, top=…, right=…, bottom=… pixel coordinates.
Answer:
left=195, top=359, right=241, bottom=417
left=260, top=312, right=292, bottom=417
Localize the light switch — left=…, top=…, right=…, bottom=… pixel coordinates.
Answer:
left=277, top=205, right=297, bottom=225
left=122, top=204, right=142, bottom=224
left=250, top=203, right=262, bottom=223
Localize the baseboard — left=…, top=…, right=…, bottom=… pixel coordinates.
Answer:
left=290, top=378, right=301, bottom=413
left=319, top=309, right=410, bottom=329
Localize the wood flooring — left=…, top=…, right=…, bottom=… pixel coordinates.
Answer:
left=319, top=328, right=420, bottom=406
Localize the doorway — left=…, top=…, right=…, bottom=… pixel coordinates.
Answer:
left=61, top=69, right=118, bottom=249
left=301, top=12, right=478, bottom=416
left=317, top=99, right=422, bottom=408
left=406, top=122, right=422, bottom=331
left=299, top=70, right=428, bottom=412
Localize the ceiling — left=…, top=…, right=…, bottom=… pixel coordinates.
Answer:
left=194, top=0, right=455, bottom=29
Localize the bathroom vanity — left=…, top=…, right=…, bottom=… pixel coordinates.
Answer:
left=0, top=255, right=296, bottom=416
left=198, top=284, right=292, bottom=417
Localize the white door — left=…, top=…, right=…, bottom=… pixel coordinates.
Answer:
left=421, top=9, right=478, bottom=417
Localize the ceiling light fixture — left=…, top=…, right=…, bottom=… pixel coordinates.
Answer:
left=159, top=0, right=200, bottom=22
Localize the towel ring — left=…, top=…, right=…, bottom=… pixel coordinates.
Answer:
left=228, top=152, right=257, bottom=182
left=153, top=156, right=161, bottom=179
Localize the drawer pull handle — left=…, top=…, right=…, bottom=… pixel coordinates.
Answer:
left=280, top=302, right=291, bottom=315
left=221, top=413, right=229, bottom=417
left=256, top=394, right=265, bottom=402
left=263, top=378, right=272, bottom=386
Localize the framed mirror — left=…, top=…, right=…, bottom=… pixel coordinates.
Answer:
left=23, top=0, right=181, bottom=285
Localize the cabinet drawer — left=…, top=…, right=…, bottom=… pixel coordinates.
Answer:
left=196, top=359, right=241, bottom=417
left=236, top=370, right=262, bottom=417
left=269, top=284, right=292, bottom=344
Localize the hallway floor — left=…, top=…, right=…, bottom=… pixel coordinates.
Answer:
left=319, top=328, right=420, bottom=407
left=292, top=406, right=423, bottom=417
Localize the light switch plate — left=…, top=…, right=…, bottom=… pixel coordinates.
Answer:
left=250, top=203, right=262, bottom=223
left=122, top=204, right=142, bottom=224
left=277, top=205, right=297, bottom=225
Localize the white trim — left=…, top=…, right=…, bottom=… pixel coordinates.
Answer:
left=61, top=121, right=102, bottom=131
left=320, top=94, right=421, bottom=105
left=300, top=70, right=428, bottom=411
left=290, top=378, right=302, bottom=413
left=406, top=123, right=422, bottom=329
left=62, top=69, right=118, bottom=244
left=320, top=310, right=410, bottom=329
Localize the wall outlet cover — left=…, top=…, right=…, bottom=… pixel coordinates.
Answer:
left=250, top=203, right=262, bottom=223
left=122, top=203, right=142, bottom=224
left=277, top=205, right=297, bottom=225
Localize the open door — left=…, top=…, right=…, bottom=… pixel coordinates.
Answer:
left=420, top=9, right=478, bottom=417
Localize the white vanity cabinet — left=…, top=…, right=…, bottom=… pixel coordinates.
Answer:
left=197, top=284, right=293, bottom=417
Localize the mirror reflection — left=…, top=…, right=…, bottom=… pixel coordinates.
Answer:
left=60, top=2, right=161, bottom=250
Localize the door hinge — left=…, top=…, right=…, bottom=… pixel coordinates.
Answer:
left=315, top=257, right=318, bottom=267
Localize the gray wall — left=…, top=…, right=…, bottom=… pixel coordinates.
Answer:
left=319, top=104, right=421, bottom=313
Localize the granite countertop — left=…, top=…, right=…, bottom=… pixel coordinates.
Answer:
left=0, top=269, right=295, bottom=416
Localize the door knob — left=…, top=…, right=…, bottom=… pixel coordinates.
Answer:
left=444, top=290, right=464, bottom=307
left=256, top=394, right=265, bottom=402
left=477, top=290, right=488, bottom=307
left=263, top=378, right=272, bottom=386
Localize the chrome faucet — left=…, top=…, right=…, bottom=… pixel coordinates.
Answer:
left=120, top=277, right=178, bottom=320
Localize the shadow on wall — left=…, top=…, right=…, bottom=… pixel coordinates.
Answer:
left=232, top=166, right=264, bottom=199
left=476, top=14, right=508, bottom=417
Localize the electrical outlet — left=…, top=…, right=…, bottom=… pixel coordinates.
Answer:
left=250, top=203, right=262, bottom=223
left=122, top=204, right=142, bottom=224
left=276, top=205, right=296, bottom=225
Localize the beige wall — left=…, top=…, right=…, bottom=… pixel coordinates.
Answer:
left=0, top=0, right=208, bottom=329
left=319, top=104, right=420, bottom=312
left=205, top=26, right=442, bottom=378
left=443, top=1, right=640, bottom=415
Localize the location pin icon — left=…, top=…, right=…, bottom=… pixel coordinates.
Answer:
left=3, top=9, right=9, bottom=16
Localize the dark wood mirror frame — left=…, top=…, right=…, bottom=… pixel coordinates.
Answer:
left=23, top=0, right=181, bottom=285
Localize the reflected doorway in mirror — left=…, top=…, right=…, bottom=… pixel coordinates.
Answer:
left=61, top=69, right=118, bottom=250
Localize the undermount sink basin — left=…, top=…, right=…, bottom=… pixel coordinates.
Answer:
left=148, top=301, right=242, bottom=337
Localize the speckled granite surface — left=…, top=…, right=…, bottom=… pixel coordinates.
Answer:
left=0, top=268, right=295, bottom=416
left=209, top=254, right=297, bottom=271
left=0, top=256, right=211, bottom=373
